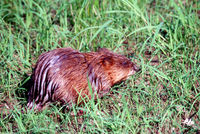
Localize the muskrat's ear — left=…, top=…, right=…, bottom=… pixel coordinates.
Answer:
left=97, top=48, right=112, bottom=54
left=101, top=56, right=113, bottom=67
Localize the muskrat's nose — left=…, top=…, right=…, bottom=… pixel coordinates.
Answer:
left=133, top=64, right=141, bottom=72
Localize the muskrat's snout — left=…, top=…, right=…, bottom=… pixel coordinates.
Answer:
left=133, top=64, right=140, bottom=72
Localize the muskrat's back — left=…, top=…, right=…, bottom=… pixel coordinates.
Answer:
left=27, top=48, right=139, bottom=110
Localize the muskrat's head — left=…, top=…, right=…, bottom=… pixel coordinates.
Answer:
left=97, top=48, right=140, bottom=84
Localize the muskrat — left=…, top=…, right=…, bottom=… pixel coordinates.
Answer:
left=27, top=48, right=139, bottom=110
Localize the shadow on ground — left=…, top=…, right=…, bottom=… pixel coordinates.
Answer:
left=16, top=74, right=33, bottom=107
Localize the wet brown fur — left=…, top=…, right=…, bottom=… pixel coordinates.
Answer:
left=27, top=48, right=139, bottom=110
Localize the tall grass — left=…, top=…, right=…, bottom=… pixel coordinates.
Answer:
left=0, top=0, right=199, bottom=133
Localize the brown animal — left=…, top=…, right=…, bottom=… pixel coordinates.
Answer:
left=27, top=48, right=139, bottom=110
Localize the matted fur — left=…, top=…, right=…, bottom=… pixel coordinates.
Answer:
left=27, top=48, right=139, bottom=110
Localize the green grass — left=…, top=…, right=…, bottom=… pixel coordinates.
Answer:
left=0, top=0, right=200, bottom=133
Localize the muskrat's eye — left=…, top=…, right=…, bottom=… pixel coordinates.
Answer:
left=121, top=61, right=129, bottom=67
